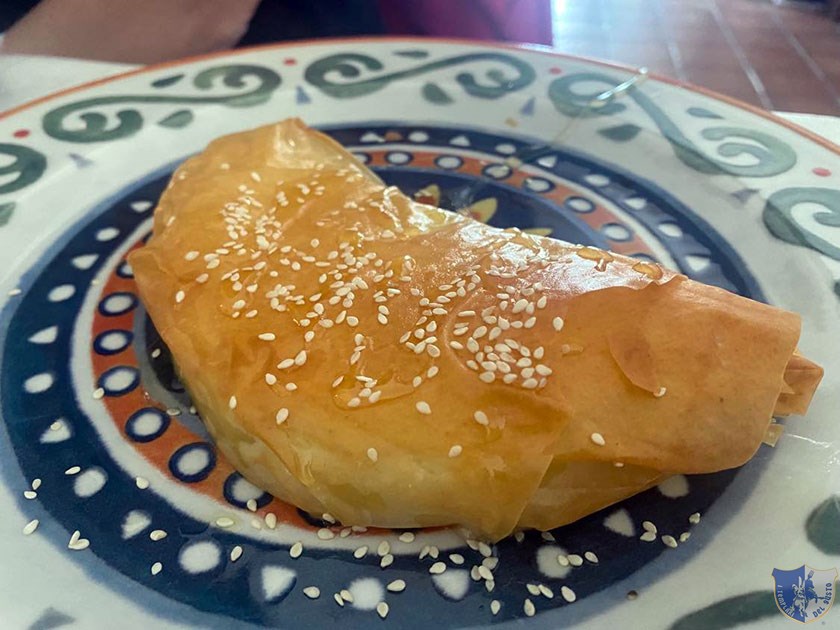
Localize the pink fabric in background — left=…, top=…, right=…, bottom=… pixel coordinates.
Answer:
left=377, top=0, right=552, bottom=45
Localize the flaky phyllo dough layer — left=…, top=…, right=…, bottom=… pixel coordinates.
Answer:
left=129, top=119, right=823, bottom=541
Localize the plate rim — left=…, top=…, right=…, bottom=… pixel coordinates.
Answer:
left=1, top=35, right=838, bottom=158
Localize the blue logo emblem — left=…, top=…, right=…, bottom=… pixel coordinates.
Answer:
left=772, top=565, right=837, bottom=623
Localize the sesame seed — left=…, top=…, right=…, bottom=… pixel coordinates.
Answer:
left=68, top=531, right=89, bottom=551
left=491, top=600, right=501, bottom=615
left=478, top=541, right=493, bottom=557
left=524, top=599, right=536, bottom=616
left=196, top=273, right=209, bottom=283
left=303, top=586, right=320, bottom=599
left=567, top=554, right=583, bottom=566
left=275, top=408, right=289, bottom=425
left=515, top=531, right=525, bottom=543
left=380, top=554, right=394, bottom=568
left=689, top=512, right=701, bottom=524
left=478, top=565, right=494, bottom=581
left=135, top=476, right=150, bottom=489
left=448, top=445, right=463, bottom=458
left=679, top=532, right=691, bottom=542
left=333, top=593, right=344, bottom=607
left=376, top=602, right=389, bottom=619
left=354, top=546, right=368, bottom=559
left=590, top=432, right=606, bottom=446
left=376, top=540, right=391, bottom=557
left=175, top=290, right=185, bottom=303
left=553, top=317, right=564, bottom=331
left=561, top=586, right=577, bottom=603
left=290, top=542, right=303, bottom=558
left=474, top=410, right=489, bottom=426
left=367, top=448, right=379, bottom=462
left=151, top=562, right=163, bottom=575
left=642, top=520, right=657, bottom=533
left=246, top=499, right=258, bottom=512
left=541, top=531, right=555, bottom=542
left=522, top=378, right=538, bottom=389
left=661, top=535, right=678, bottom=548
left=429, top=545, right=440, bottom=559
left=215, top=516, right=235, bottom=528
left=265, top=373, right=277, bottom=385
left=22, top=519, right=39, bottom=535
left=416, top=401, right=431, bottom=415
left=294, top=350, right=307, bottom=365
left=527, top=583, right=541, bottom=596
left=429, top=562, right=446, bottom=574
left=585, top=551, right=599, bottom=563
left=347, top=316, right=359, bottom=326
left=278, top=358, right=294, bottom=369
left=8, top=288, right=21, bottom=296
left=387, top=579, right=406, bottom=593
left=258, top=332, right=276, bottom=341
left=92, top=387, right=105, bottom=400
left=317, top=528, right=335, bottom=540
left=640, top=531, right=657, bottom=542
left=479, top=371, right=496, bottom=383
left=150, top=529, right=167, bottom=541
left=557, top=554, right=570, bottom=566
left=654, top=386, right=667, bottom=397
left=347, top=397, right=361, bottom=408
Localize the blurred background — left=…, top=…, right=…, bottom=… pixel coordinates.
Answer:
left=1, top=0, right=839, bottom=114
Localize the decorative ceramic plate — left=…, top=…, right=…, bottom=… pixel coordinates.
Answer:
left=1, top=39, right=838, bottom=630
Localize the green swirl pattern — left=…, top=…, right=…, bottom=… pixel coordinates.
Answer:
left=41, top=64, right=281, bottom=143
left=0, top=143, right=48, bottom=225
left=304, top=52, right=535, bottom=103
left=0, top=143, right=48, bottom=195
left=548, top=72, right=796, bottom=177
left=763, top=187, right=840, bottom=261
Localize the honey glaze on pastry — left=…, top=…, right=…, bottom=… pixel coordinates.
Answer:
left=129, top=119, right=823, bottom=542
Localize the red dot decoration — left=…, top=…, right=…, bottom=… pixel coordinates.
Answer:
left=13, top=129, right=30, bottom=138
left=812, top=167, right=831, bottom=177
left=549, top=67, right=563, bottom=75
left=283, top=58, right=297, bottom=66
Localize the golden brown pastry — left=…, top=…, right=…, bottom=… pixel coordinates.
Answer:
left=129, top=118, right=823, bottom=541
